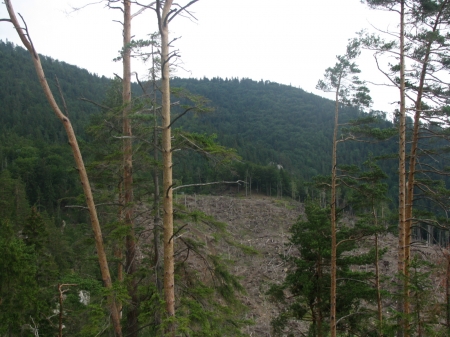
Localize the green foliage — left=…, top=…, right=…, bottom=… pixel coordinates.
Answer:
left=0, top=170, right=29, bottom=225
left=170, top=77, right=393, bottom=183
left=316, top=39, right=372, bottom=109
left=268, top=202, right=379, bottom=336
left=0, top=220, right=38, bottom=336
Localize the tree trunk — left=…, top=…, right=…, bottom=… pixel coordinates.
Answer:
left=4, top=1, right=123, bottom=335
left=158, top=1, right=176, bottom=334
left=398, top=2, right=407, bottom=336
left=330, top=75, right=341, bottom=337
left=405, top=5, right=446, bottom=331
left=121, top=1, right=138, bottom=335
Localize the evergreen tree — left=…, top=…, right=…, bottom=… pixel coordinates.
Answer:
left=316, top=39, right=372, bottom=337
left=268, top=202, right=378, bottom=337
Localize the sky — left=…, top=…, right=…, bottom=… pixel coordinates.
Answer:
left=0, top=0, right=400, bottom=113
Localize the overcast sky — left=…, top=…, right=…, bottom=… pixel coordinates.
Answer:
left=0, top=0, right=400, bottom=113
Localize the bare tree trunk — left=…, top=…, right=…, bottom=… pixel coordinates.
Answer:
left=3, top=2, right=123, bottom=335
left=398, top=2, right=407, bottom=336
left=330, top=75, right=341, bottom=337
left=157, top=1, right=176, bottom=334
left=121, top=1, right=138, bottom=335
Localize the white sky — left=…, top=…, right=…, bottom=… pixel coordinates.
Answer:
left=0, top=0, right=400, bottom=113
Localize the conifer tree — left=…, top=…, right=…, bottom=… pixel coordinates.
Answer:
left=268, top=202, right=379, bottom=337
left=361, top=2, right=450, bottom=335
left=152, top=1, right=199, bottom=333
left=316, top=39, right=371, bottom=337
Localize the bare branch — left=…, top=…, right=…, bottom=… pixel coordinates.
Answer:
left=131, top=1, right=156, bottom=18
left=168, top=0, right=199, bottom=22
left=172, top=180, right=246, bottom=192
left=79, top=97, right=114, bottom=112
left=168, top=107, right=194, bottom=129
left=68, top=0, right=103, bottom=14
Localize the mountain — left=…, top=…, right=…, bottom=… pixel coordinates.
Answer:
left=0, top=40, right=399, bottom=210
left=171, top=77, right=397, bottom=180
left=0, top=40, right=109, bottom=142
left=2, top=39, right=449, bottom=337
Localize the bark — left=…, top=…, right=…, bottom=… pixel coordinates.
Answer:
left=121, top=0, right=138, bottom=335
left=157, top=0, right=176, bottom=334
left=398, top=2, right=407, bottom=336
left=3, top=1, right=123, bottom=335
left=330, top=74, right=341, bottom=337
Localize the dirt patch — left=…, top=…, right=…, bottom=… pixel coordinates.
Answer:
left=175, top=193, right=303, bottom=336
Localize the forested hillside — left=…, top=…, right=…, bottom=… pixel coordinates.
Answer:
left=4, top=0, right=450, bottom=334
left=172, top=77, right=397, bottom=180
left=0, top=40, right=399, bottom=211
left=0, top=40, right=109, bottom=141
left=1, top=27, right=450, bottom=336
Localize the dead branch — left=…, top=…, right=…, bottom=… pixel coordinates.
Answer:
left=172, top=180, right=246, bottom=192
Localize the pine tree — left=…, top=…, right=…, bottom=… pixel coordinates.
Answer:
left=316, top=39, right=372, bottom=337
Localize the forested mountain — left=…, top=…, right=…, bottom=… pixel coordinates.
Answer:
left=171, top=77, right=397, bottom=180
left=0, top=40, right=109, bottom=141
left=1, top=34, right=450, bottom=336
left=0, top=40, right=398, bottom=211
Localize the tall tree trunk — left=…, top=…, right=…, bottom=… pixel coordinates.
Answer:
left=122, top=1, right=138, bottom=335
left=405, top=4, right=446, bottom=330
left=3, top=1, right=123, bottom=335
left=398, top=2, right=407, bottom=336
left=330, top=76, right=341, bottom=337
left=158, top=1, right=176, bottom=334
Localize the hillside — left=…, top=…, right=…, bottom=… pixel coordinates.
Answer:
left=0, top=40, right=397, bottom=189
left=171, top=77, right=397, bottom=180
left=0, top=40, right=109, bottom=141
left=2, top=39, right=450, bottom=336
left=179, top=193, right=448, bottom=336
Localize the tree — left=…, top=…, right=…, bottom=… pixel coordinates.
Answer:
left=152, top=1, right=199, bottom=334
left=119, top=0, right=138, bottom=333
left=341, top=158, right=391, bottom=335
left=1, top=2, right=123, bottom=335
left=268, top=202, right=378, bottom=337
left=361, top=2, right=450, bottom=335
left=316, top=39, right=372, bottom=337
left=359, top=1, right=407, bottom=334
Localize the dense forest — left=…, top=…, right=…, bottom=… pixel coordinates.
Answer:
left=2, top=0, right=450, bottom=335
